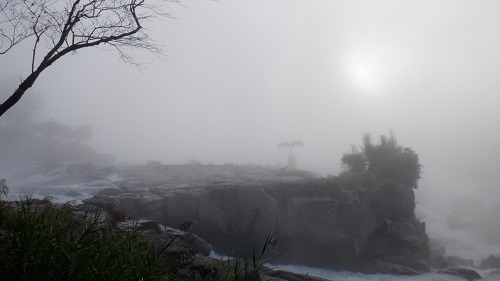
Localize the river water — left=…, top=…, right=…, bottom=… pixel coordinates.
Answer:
left=269, top=264, right=499, bottom=281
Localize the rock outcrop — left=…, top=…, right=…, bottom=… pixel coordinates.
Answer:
left=438, top=268, right=482, bottom=281
left=80, top=165, right=429, bottom=273
left=479, top=255, right=500, bottom=269
left=13, top=162, right=429, bottom=273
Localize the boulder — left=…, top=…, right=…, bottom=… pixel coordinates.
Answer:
left=264, top=269, right=331, bottom=281
left=480, top=255, right=500, bottom=269
left=438, top=267, right=482, bottom=280
left=381, top=256, right=431, bottom=272
left=427, top=238, right=447, bottom=267
left=162, top=225, right=213, bottom=256
left=115, top=192, right=141, bottom=214
left=82, top=195, right=120, bottom=212
left=443, top=255, right=475, bottom=268
left=368, top=259, right=420, bottom=275
left=138, top=219, right=162, bottom=234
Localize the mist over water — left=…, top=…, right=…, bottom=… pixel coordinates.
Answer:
left=2, top=0, right=500, bottom=275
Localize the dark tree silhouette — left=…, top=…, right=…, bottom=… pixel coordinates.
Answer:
left=341, top=132, right=422, bottom=189
left=0, top=0, right=177, bottom=118
left=340, top=144, right=366, bottom=173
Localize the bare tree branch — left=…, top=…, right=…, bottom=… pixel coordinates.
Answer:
left=0, top=0, right=179, bottom=118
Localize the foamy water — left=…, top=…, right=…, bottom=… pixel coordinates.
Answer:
left=4, top=164, right=122, bottom=204
left=271, top=264, right=499, bottom=281
left=209, top=251, right=499, bottom=280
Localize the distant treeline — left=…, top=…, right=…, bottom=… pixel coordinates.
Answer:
left=0, top=91, right=112, bottom=164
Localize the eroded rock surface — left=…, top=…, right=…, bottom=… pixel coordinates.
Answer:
left=81, top=164, right=429, bottom=273
left=12, top=162, right=430, bottom=273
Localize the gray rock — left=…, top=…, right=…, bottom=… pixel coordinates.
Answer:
left=76, top=164, right=428, bottom=273
left=138, top=220, right=162, bottom=234
left=386, top=220, right=418, bottom=242
left=444, top=256, right=475, bottom=268
left=162, top=226, right=213, bottom=256
left=369, top=259, right=420, bottom=275
left=438, top=267, right=482, bottom=280
left=480, top=255, right=500, bottom=269
left=381, top=256, right=431, bottom=272
left=82, top=195, right=120, bottom=212
left=265, top=270, right=331, bottom=281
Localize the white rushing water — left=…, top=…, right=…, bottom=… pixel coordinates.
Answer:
left=2, top=162, right=123, bottom=204
left=209, top=251, right=499, bottom=280
left=270, top=264, right=500, bottom=281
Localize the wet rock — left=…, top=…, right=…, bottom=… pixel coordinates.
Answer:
left=82, top=195, right=120, bottom=212
left=443, top=255, right=475, bottom=268
left=139, top=219, right=163, bottom=234
left=67, top=163, right=430, bottom=273
left=195, top=184, right=278, bottom=256
left=427, top=238, right=447, bottom=267
left=115, top=192, right=141, bottom=215
left=98, top=187, right=123, bottom=196
left=381, top=256, right=431, bottom=272
left=438, top=267, right=482, bottom=280
left=386, top=220, right=418, bottom=242
left=479, top=255, right=500, bottom=269
left=367, top=259, right=420, bottom=275
left=161, top=225, right=213, bottom=256
left=263, top=269, right=331, bottom=281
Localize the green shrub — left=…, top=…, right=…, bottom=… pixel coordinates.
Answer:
left=341, top=132, right=422, bottom=189
left=0, top=196, right=169, bottom=281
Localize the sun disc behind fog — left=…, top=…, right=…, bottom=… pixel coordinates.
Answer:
left=352, top=64, right=381, bottom=93
left=343, top=52, right=385, bottom=95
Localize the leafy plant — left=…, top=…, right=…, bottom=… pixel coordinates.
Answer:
left=341, top=132, right=422, bottom=189
left=0, top=196, right=170, bottom=281
left=340, top=145, right=366, bottom=174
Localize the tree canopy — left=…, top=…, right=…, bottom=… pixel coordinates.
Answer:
left=341, top=132, right=422, bottom=189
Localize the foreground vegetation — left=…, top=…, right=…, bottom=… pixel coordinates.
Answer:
left=0, top=194, right=169, bottom=280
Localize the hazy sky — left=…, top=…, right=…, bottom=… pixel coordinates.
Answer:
left=3, top=1, right=500, bottom=199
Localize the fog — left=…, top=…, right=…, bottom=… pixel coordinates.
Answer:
left=2, top=0, right=500, bottom=262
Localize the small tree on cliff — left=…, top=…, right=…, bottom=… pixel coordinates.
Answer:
left=0, top=0, right=177, bottom=118
left=341, top=132, right=422, bottom=189
left=277, top=140, right=304, bottom=169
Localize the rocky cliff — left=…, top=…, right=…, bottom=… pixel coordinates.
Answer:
left=8, top=162, right=429, bottom=272
left=73, top=163, right=430, bottom=273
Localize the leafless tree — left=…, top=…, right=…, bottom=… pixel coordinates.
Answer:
left=0, top=0, right=178, bottom=117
